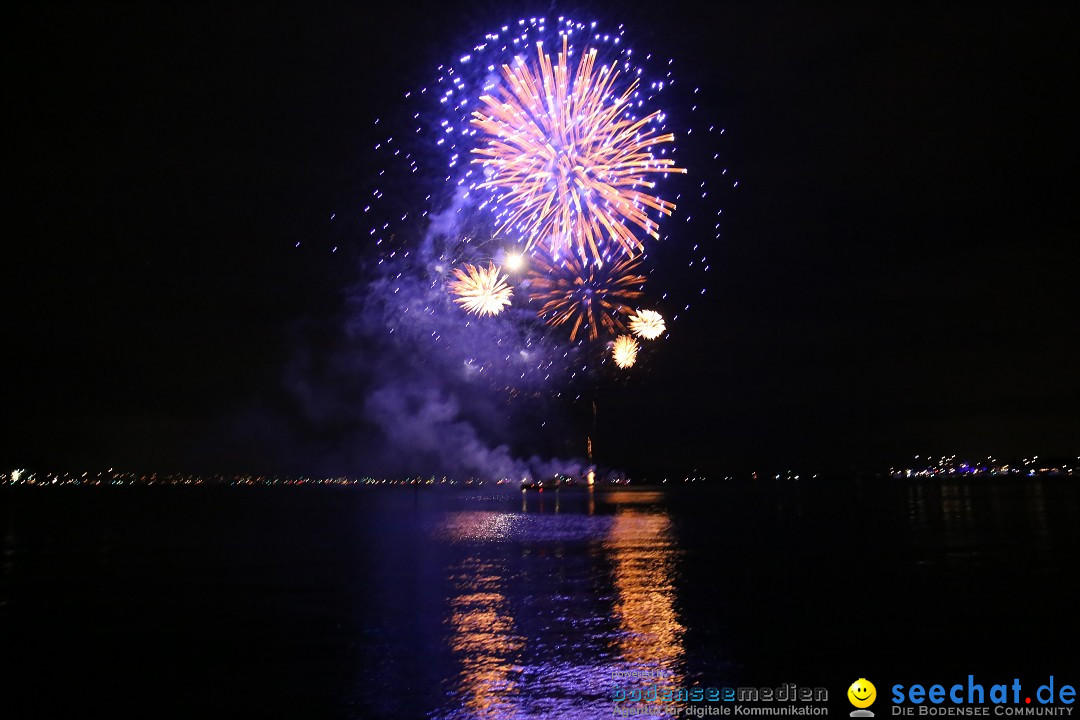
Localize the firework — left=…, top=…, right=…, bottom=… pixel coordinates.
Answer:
left=448, top=262, right=514, bottom=316
left=611, top=335, right=639, bottom=369
left=471, top=35, right=685, bottom=263
left=528, top=254, right=646, bottom=341
left=629, top=309, right=666, bottom=340
left=359, top=17, right=733, bottom=370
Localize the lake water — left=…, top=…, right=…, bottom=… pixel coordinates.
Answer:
left=2, top=478, right=1077, bottom=718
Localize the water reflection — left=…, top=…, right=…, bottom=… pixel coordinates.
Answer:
left=905, top=478, right=1058, bottom=569
left=1024, top=481, right=1051, bottom=554
left=445, top=556, right=525, bottom=719
left=1, top=508, right=14, bottom=609
left=606, top=498, right=685, bottom=687
left=436, top=490, right=686, bottom=718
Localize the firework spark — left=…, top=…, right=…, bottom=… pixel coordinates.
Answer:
left=629, top=309, right=666, bottom=340
left=528, top=254, right=645, bottom=341
left=448, top=262, right=514, bottom=316
left=471, top=35, right=685, bottom=263
left=611, top=335, right=639, bottom=369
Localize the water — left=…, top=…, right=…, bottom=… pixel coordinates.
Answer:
left=2, top=479, right=1078, bottom=718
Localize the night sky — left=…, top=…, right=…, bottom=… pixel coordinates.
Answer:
left=5, top=2, right=1078, bottom=476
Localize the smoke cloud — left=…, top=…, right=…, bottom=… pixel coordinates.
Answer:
left=278, top=195, right=589, bottom=480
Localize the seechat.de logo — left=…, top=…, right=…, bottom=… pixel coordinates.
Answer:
left=850, top=679, right=878, bottom=718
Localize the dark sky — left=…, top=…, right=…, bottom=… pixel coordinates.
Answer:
left=5, top=2, right=1078, bottom=476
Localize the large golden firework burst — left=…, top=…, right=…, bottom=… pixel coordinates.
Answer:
left=448, top=262, right=514, bottom=316
left=527, top=254, right=646, bottom=341
left=471, top=36, right=685, bottom=263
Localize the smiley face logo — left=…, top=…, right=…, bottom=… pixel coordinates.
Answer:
left=848, top=679, right=877, bottom=709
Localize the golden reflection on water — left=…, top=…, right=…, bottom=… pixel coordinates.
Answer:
left=445, top=556, right=524, bottom=719
left=605, top=494, right=685, bottom=687
left=439, top=492, right=687, bottom=717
